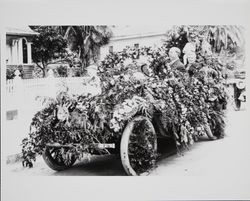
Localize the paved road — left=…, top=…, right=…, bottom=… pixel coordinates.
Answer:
left=151, top=108, right=250, bottom=176
left=5, top=106, right=249, bottom=177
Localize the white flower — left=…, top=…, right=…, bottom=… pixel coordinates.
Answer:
left=159, top=101, right=166, bottom=109
left=133, top=72, right=146, bottom=80
left=76, top=104, right=86, bottom=110
left=182, top=108, right=187, bottom=114
left=118, top=108, right=125, bottom=115
left=168, top=87, right=173, bottom=93
left=123, top=105, right=133, bottom=113
left=109, top=118, right=121, bottom=132
left=110, top=79, right=115, bottom=86
left=151, top=83, right=157, bottom=88
left=123, top=58, right=133, bottom=67
left=95, top=106, right=100, bottom=112
left=116, top=115, right=123, bottom=121
left=113, top=126, right=120, bottom=132
left=125, top=99, right=133, bottom=106
left=137, top=55, right=150, bottom=65
left=123, top=74, right=130, bottom=82
left=110, top=118, right=117, bottom=127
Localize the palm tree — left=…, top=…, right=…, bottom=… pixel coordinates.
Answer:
left=164, top=25, right=245, bottom=53
left=203, top=25, right=245, bottom=52
left=58, top=26, right=112, bottom=69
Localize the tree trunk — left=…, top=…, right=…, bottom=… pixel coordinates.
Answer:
left=42, top=69, right=46, bottom=77
left=35, top=62, right=47, bottom=78
left=41, top=62, right=47, bottom=77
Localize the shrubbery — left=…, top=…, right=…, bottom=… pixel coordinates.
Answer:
left=6, top=66, right=23, bottom=80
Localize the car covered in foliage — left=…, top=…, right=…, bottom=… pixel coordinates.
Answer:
left=21, top=43, right=228, bottom=176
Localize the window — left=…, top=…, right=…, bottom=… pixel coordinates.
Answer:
left=6, top=110, right=18, bottom=120
left=22, top=39, right=28, bottom=64
left=109, top=46, right=113, bottom=53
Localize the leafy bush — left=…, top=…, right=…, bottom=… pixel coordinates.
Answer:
left=6, top=68, right=16, bottom=80
left=71, top=66, right=87, bottom=77
left=32, top=65, right=44, bottom=78
left=56, top=65, right=68, bottom=77
left=6, top=66, right=23, bottom=80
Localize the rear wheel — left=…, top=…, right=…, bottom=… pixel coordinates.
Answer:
left=42, top=146, right=76, bottom=171
left=120, top=116, right=157, bottom=176
left=207, top=110, right=225, bottom=139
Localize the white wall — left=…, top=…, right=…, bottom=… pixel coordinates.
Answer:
left=100, top=34, right=165, bottom=60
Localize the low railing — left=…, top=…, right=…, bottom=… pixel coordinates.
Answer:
left=5, top=69, right=101, bottom=112
left=6, top=69, right=100, bottom=96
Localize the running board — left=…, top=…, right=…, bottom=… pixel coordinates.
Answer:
left=46, top=143, right=115, bottom=149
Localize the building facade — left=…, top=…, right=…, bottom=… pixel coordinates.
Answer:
left=6, top=26, right=38, bottom=79
left=100, top=26, right=171, bottom=60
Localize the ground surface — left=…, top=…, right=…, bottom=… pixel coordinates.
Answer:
left=4, top=105, right=249, bottom=177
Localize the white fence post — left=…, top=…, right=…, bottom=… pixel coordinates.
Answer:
left=46, top=69, right=57, bottom=98
left=6, top=70, right=100, bottom=103
left=13, top=70, right=23, bottom=95
left=13, top=70, right=26, bottom=116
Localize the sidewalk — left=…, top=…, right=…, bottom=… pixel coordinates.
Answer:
left=4, top=75, right=102, bottom=164
left=4, top=101, right=40, bottom=163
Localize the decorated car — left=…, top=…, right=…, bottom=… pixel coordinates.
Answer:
left=21, top=45, right=227, bottom=176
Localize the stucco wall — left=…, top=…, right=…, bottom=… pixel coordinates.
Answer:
left=100, top=34, right=165, bottom=60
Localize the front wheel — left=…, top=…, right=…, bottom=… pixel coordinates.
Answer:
left=120, top=116, right=157, bottom=176
left=42, top=146, right=76, bottom=171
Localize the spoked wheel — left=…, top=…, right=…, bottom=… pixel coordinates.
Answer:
left=42, top=146, right=76, bottom=171
left=120, top=116, right=157, bottom=176
left=208, top=111, right=225, bottom=139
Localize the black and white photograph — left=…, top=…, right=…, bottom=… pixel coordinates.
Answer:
left=1, top=1, right=250, bottom=201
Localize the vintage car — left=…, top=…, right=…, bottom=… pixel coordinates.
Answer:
left=41, top=70, right=224, bottom=176
left=22, top=47, right=226, bottom=176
